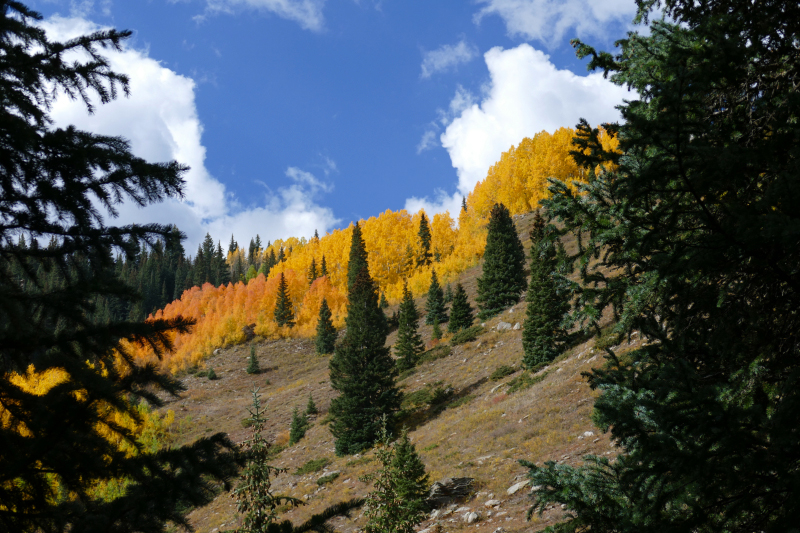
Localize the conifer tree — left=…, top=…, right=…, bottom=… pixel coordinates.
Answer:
left=447, top=283, right=474, bottom=333
left=476, top=203, right=526, bottom=319
left=424, top=269, right=447, bottom=325
left=306, top=394, right=318, bottom=416
left=329, top=246, right=400, bottom=455
left=394, top=282, right=424, bottom=372
left=0, top=7, right=239, bottom=530
left=247, top=344, right=260, bottom=374
left=320, top=255, right=328, bottom=277
left=379, top=292, right=389, bottom=309
left=443, top=283, right=453, bottom=303
left=315, top=297, right=337, bottom=355
left=307, top=257, right=317, bottom=285
left=417, top=213, right=432, bottom=266
left=347, top=222, right=368, bottom=293
left=274, top=272, right=294, bottom=328
left=361, top=424, right=429, bottom=533
left=229, top=234, right=238, bottom=253
left=314, top=229, right=320, bottom=240
left=522, top=212, right=568, bottom=368
left=461, top=196, right=467, bottom=212
left=277, top=247, right=285, bottom=263
left=289, top=407, right=310, bottom=445
left=431, top=320, right=442, bottom=341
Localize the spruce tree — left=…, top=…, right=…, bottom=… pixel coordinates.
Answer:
left=424, top=269, right=447, bottom=325
left=247, top=344, right=260, bottom=374
left=307, top=257, right=317, bottom=285
left=523, top=2, right=800, bottom=531
left=329, top=256, right=400, bottom=455
left=361, top=424, right=429, bottom=533
left=447, top=283, right=474, bottom=333
left=289, top=407, right=310, bottom=445
left=320, top=255, right=328, bottom=277
left=315, top=297, right=337, bottom=355
left=346, top=222, right=368, bottom=293
left=306, top=394, right=318, bottom=416
left=379, top=292, right=389, bottom=309
left=417, top=213, right=432, bottom=266
left=394, top=282, right=424, bottom=372
left=522, top=212, right=568, bottom=368
left=476, top=203, right=526, bottom=319
left=461, top=196, right=467, bottom=212
left=0, top=7, right=238, bottom=530
left=443, top=283, right=453, bottom=303
left=274, top=272, right=294, bottom=328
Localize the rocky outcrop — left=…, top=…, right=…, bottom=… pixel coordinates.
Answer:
left=427, top=477, right=475, bottom=507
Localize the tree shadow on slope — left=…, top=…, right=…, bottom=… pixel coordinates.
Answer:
left=397, top=376, right=488, bottom=432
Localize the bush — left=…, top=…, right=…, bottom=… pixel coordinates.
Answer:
left=507, top=370, right=551, bottom=393
left=490, top=365, right=517, bottom=381
left=293, top=458, right=329, bottom=476
left=207, top=368, right=218, bottom=380
left=450, top=325, right=483, bottom=346
left=316, top=472, right=340, bottom=486
left=418, top=345, right=452, bottom=364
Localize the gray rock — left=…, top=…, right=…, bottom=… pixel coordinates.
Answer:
left=484, top=499, right=501, bottom=507
left=464, top=511, right=480, bottom=524
left=496, top=321, right=512, bottom=331
left=512, top=322, right=521, bottom=330
left=427, top=477, right=475, bottom=507
left=506, top=480, right=529, bottom=495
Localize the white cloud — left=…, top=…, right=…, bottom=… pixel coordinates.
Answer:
left=200, top=0, right=326, bottom=31
left=408, top=43, right=629, bottom=215
left=41, top=15, right=338, bottom=250
left=474, top=0, right=637, bottom=46
left=420, top=40, right=478, bottom=79
left=416, top=130, right=438, bottom=154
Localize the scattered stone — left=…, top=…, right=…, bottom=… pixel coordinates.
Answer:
left=493, top=528, right=507, bottom=533
left=455, top=507, right=471, bottom=513
left=213, top=348, right=221, bottom=355
left=464, top=511, right=480, bottom=524
left=429, top=509, right=441, bottom=519
left=561, top=504, right=568, bottom=510
left=508, top=307, right=515, bottom=314
left=496, top=321, right=512, bottom=331
left=593, top=438, right=601, bottom=443
left=512, top=322, right=521, bottom=330
left=484, top=499, right=501, bottom=507
left=506, top=480, right=529, bottom=495
left=427, top=477, right=475, bottom=507
left=490, top=384, right=503, bottom=394
left=583, top=431, right=595, bottom=437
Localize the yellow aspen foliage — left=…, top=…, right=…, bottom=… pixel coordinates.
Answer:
left=129, top=127, right=616, bottom=372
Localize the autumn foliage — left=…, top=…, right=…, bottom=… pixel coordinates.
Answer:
left=118, top=126, right=613, bottom=372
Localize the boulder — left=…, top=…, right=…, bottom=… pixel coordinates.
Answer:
left=484, top=499, right=501, bottom=507
left=496, top=321, right=512, bottom=331
left=241, top=323, right=256, bottom=341
left=506, top=480, right=529, bottom=495
left=512, top=322, right=521, bottom=330
left=427, top=477, right=475, bottom=507
left=463, top=511, right=480, bottom=524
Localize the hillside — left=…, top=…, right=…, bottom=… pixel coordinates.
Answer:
left=160, top=213, right=634, bottom=533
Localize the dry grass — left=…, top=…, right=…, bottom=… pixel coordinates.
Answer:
left=159, top=212, right=639, bottom=533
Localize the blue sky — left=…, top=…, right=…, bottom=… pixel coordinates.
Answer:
left=30, top=0, right=637, bottom=250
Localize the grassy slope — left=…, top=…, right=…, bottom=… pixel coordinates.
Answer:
left=163, top=212, right=638, bottom=533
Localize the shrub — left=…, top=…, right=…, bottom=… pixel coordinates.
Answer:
left=316, top=472, right=340, bottom=486
left=293, top=458, right=329, bottom=476
left=450, top=325, right=484, bottom=346
left=490, top=365, right=517, bottom=381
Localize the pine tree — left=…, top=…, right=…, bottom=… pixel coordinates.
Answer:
left=0, top=8, right=238, bottom=530
left=314, top=229, right=320, bottom=240
left=443, top=283, right=453, bottom=303
left=307, top=257, right=317, bottom=285
left=447, top=283, right=474, bottom=333
left=523, top=2, right=800, bottom=531
left=320, top=255, right=329, bottom=277
left=289, top=406, right=310, bottom=445
left=229, top=234, right=238, bottom=254
left=274, top=272, right=294, bottom=328
left=247, top=344, right=261, bottom=374
left=315, top=297, right=337, bottom=355
left=329, top=252, right=400, bottom=455
left=207, top=367, right=218, bottom=380
left=361, top=424, right=429, bottom=533
left=522, top=212, right=568, bottom=368
left=476, top=203, right=526, bottom=319
left=461, top=196, right=467, bottom=212
left=306, top=394, right=318, bottom=416
left=424, top=269, right=447, bottom=325
left=431, top=320, right=442, bottom=341
left=379, top=292, right=389, bottom=309
left=394, top=282, right=424, bottom=372
left=347, top=222, right=368, bottom=293
left=417, top=213, right=432, bottom=266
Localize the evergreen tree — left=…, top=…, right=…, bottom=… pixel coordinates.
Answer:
left=229, top=234, right=238, bottom=254
left=274, top=272, right=294, bottom=328
left=277, top=247, right=285, bottom=263
left=361, top=424, right=429, bottom=533
left=431, top=320, right=442, bottom=341
left=247, top=344, right=260, bottom=374
left=320, top=255, right=328, bottom=277
left=379, top=292, right=389, bottom=309
left=207, top=367, right=218, bottom=380
left=314, top=229, right=319, bottom=240
left=523, top=2, right=800, bottom=531
left=461, top=196, right=467, bottom=212
left=476, top=203, right=526, bottom=319
left=347, top=222, right=368, bottom=293
left=522, top=212, right=568, bottom=368
left=306, top=394, right=318, bottom=416
left=289, top=407, right=310, bottom=446
left=417, top=213, right=432, bottom=266
left=447, top=283, right=474, bottom=333
left=424, top=269, right=447, bottom=325
left=443, top=283, right=453, bottom=303
left=214, top=241, right=231, bottom=286
left=394, top=282, right=424, bottom=372
left=329, top=261, right=400, bottom=455
left=0, top=8, right=239, bottom=530
left=315, top=297, right=337, bottom=355
left=307, top=257, right=317, bottom=285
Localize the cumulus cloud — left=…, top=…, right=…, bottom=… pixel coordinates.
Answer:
left=41, top=15, right=338, bottom=250
left=474, top=0, right=637, bottom=46
left=407, top=43, right=630, bottom=215
left=200, top=0, right=326, bottom=31
left=420, top=40, right=478, bottom=79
